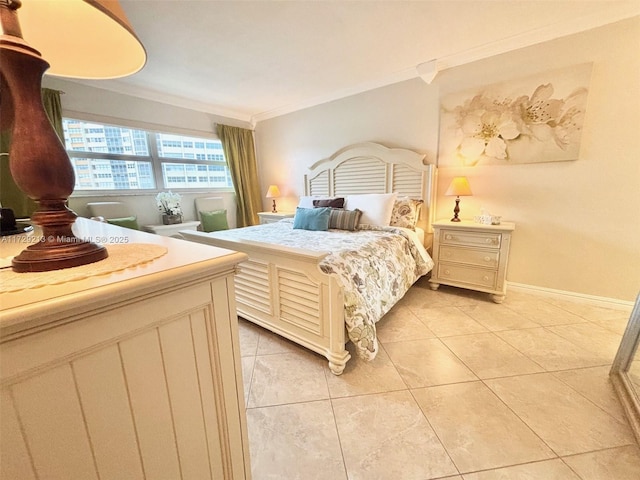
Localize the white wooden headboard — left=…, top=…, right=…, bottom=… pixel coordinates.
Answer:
left=303, top=142, right=437, bottom=239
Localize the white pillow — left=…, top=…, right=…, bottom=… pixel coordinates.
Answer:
left=345, top=193, right=397, bottom=226
left=298, top=196, right=316, bottom=208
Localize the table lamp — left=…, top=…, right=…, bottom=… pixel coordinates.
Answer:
left=0, top=0, right=146, bottom=272
left=266, top=185, right=281, bottom=213
left=445, top=177, right=472, bottom=222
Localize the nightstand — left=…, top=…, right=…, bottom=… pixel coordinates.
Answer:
left=258, top=212, right=295, bottom=224
left=141, top=220, right=200, bottom=237
left=429, top=220, right=516, bottom=303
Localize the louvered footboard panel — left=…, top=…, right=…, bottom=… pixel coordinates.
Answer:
left=235, top=260, right=272, bottom=314
left=277, top=269, right=323, bottom=335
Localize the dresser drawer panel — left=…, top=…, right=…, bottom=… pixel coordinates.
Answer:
left=439, top=245, right=499, bottom=268
left=437, top=264, right=497, bottom=289
left=439, top=229, right=501, bottom=248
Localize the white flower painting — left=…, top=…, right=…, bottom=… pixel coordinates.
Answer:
left=438, top=63, right=592, bottom=166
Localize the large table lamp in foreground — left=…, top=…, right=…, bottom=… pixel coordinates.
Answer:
left=445, top=176, right=472, bottom=222
left=0, top=0, right=146, bottom=272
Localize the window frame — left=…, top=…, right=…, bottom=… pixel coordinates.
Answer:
left=64, top=115, right=234, bottom=197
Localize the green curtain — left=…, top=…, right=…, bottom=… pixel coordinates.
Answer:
left=217, top=124, right=261, bottom=227
left=0, top=88, right=64, bottom=218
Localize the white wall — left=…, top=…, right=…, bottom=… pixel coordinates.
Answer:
left=255, top=17, right=640, bottom=302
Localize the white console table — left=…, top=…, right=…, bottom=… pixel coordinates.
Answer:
left=141, top=219, right=200, bottom=237
left=0, top=218, right=251, bottom=479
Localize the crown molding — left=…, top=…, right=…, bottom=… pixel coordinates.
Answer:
left=59, top=5, right=640, bottom=126
left=252, top=7, right=640, bottom=123
left=250, top=67, right=418, bottom=124
left=62, top=78, right=254, bottom=123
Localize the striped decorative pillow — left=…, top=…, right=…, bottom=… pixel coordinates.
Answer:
left=329, top=209, right=362, bottom=231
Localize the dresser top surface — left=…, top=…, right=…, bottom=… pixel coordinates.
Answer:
left=1, top=218, right=246, bottom=328
left=433, top=220, right=516, bottom=231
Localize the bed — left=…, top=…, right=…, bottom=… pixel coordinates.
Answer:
left=181, top=142, right=437, bottom=374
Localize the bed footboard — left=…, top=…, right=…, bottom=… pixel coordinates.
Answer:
left=181, top=230, right=351, bottom=374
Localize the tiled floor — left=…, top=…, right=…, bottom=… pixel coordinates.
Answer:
left=238, top=278, right=640, bottom=479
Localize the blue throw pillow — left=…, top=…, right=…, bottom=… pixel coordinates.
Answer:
left=292, top=207, right=330, bottom=231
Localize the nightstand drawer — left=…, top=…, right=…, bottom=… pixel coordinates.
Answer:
left=437, top=263, right=498, bottom=289
left=439, top=245, right=499, bottom=268
left=440, top=229, right=501, bottom=249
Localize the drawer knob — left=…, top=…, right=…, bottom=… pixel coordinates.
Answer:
left=445, top=234, right=453, bottom=240
left=483, top=275, right=490, bottom=281
left=484, top=256, right=491, bottom=262
left=485, top=238, right=493, bottom=244
left=444, top=269, right=450, bottom=276
left=445, top=251, right=452, bottom=257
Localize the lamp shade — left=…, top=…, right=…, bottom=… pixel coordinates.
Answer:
left=266, top=185, right=281, bottom=198
left=445, top=177, right=473, bottom=197
left=18, top=0, right=146, bottom=79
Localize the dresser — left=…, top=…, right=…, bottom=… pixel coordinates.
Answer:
left=0, top=219, right=251, bottom=479
left=257, top=211, right=295, bottom=224
left=429, top=220, right=516, bottom=303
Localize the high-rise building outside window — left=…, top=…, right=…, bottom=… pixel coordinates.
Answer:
left=62, top=119, right=233, bottom=192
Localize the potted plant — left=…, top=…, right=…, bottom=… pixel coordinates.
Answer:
left=156, top=191, right=183, bottom=225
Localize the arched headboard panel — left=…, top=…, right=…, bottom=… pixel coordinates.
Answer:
left=304, top=143, right=437, bottom=241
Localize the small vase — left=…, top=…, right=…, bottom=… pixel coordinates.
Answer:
left=162, top=214, right=182, bottom=225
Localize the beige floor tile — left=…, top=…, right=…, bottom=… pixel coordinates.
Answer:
left=376, top=304, right=436, bottom=343
left=496, top=328, right=605, bottom=370
left=590, top=316, right=633, bottom=335
left=546, top=323, right=623, bottom=364
left=241, top=356, right=255, bottom=407
left=544, top=298, right=632, bottom=321
left=441, top=333, right=544, bottom=379
left=246, top=400, right=346, bottom=480
left=248, top=350, right=329, bottom=407
left=459, top=303, right=541, bottom=331
left=411, top=306, right=489, bottom=337
left=238, top=318, right=260, bottom=357
left=413, top=381, right=554, bottom=473
left=332, top=390, right=458, bottom=479
left=400, top=282, right=484, bottom=309
left=384, top=338, right=477, bottom=388
left=485, top=373, right=635, bottom=456
left=562, top=445, right=640, bottom=480
left=504, top=299, right=587, bottom=326
left=553, top=366, right=628, bottom=423
left=256, top=327, right=305, bottom=355
left=324, top=343, right=406, bottom=398
left=461, top=458, right=581, bottom=479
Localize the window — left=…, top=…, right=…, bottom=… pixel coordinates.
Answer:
left=63, top=119, right=233, bottom=192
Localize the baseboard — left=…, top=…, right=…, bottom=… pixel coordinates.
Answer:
left=507, top=282, right=635, bottom=311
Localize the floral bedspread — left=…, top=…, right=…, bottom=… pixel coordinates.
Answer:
left=209, top=219, right=434, bottom=360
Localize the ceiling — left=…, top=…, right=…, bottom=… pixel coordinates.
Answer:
left=70, top=0, right=639, bottom=124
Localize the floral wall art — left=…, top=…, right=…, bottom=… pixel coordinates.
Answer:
left=438, top=63, right=592, bottom=166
